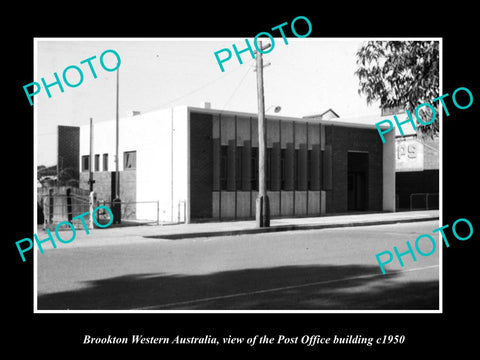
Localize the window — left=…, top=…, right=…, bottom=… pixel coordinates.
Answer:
left=294, top=149, right=299, bottom=190
left=236, top=147, right=243, bottom=190
left=280, top=149, right=286, bottom=190
left=307, top=150, right=312, bottom=190
left=82, top=155, right=89, bottom=172
left=251, top=147, right=258, bottom=191
left=295, top=147, right=308, bottom=191
left=103, top=153, right=108, bottom=171
left=308, top=147, right=321, bottom=191
left=270, top=145, right=281, bottom=191
left=266, top=148, right=272, bottom=191
left=94, top=154, right=100, bottom=172
left=124, top=151, right=136, bottom=170
left=220, top=146, right=228, bottom=190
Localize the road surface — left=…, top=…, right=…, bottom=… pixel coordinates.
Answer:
left=36, top=220, right=440, bottom=311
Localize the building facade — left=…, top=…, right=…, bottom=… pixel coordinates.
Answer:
left=57, top=125, right=80, bottom=184
left=395, top=133, right=439, bottom=210
left=78, top=105, right=395, bottom=223
left=382, top=108, right=440, bottom=210
left=321, top=109, right=440, bottom=211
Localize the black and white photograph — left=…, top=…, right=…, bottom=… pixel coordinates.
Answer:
left=33, top=38, right=441, bottom=312
left=6, top=5, right=478, bottom=356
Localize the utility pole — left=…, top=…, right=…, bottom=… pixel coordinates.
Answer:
left=255, top=41, right=271, bottom=228
left=113, top=67, right=121, bottom=224
left=88, top=117, right=95, bottom=192
left=115, top=68, right=120, bottom=199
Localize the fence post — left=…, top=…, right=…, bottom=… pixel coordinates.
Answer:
left=42, top=195, right=48, bottom=230
left=178, top=201, right=181, bottom=223
left=89, top=191, right=98, bottom=230
left=113, top=197, right=122, bottom=224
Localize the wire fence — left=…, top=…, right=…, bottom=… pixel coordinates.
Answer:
left=100, top=200, right=160, bottom=225
left=38, top=193, right=90, bottom=225
left=37, top=186, right=190, bottom=227
left=38, top=187, right=164, bottom=228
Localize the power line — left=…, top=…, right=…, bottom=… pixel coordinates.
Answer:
left=219, top=60, right=255, bottom=114
left=142, top=64, right=248, bottom=113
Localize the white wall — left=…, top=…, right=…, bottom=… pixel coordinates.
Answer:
left=172, top=106, right=189, bottom=223
left=79, top=107, right=189, bottom=222
left=135, top=108, right=173, bottom=221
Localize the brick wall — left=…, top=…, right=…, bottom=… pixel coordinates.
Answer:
left=194, top=112, right=385, bottom=219
left=326, top=125, right=383, bottom=213
left=80, top=172, right=111, bottom=201
left=422, top=135, right=439, bottom=170
left=80, top=170, right=137, bottom=218
left=80, top=170, right=136, bottom=202
left=119, top=170, right=136, bottom=203
left=58, top=126, right=80, bottom=181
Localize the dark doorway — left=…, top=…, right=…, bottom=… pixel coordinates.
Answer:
left=348, top=152, right=368, bottom=211
left=66, top=188, right=72, bottom=221
left=111, top=172, right=117, bottom=201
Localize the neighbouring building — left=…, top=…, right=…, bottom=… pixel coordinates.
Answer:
left=78, top=104, right=396, bottom=223
left=38, top=125, right=80, bottom=187
left=37, top=125, right=82, bottom=226
left=321, top=107, right=440, bottom=211
left=57, top=125, right=80, bottom=186
left=388, top=111, right=439, bottom=210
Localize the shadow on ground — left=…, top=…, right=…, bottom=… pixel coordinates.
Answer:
left=37, top=264, right=438, bottom=311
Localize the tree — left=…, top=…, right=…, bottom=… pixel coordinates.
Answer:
left=58, top=167, right=79, bottom=186
left=355, top=41, right=439, bottom=137
left=37, top=165, right=46, bottom=181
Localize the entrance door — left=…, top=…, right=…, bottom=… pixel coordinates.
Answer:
left=347, top=152, right=368, bottom=211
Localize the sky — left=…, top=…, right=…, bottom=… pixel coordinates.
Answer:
left=35, top=38, right=381, bottom=166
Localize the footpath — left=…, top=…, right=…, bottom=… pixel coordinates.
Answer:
left=41, top=210, right=439, bottom=249
left=146, top=210, right=439, bottom=240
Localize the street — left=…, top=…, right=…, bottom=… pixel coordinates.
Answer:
left=36, top=220, right=440, bottom=311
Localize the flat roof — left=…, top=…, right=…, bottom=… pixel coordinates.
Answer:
left=79, top=105, right=390, bottom=130
left=187, top=106, right=384, bottom=130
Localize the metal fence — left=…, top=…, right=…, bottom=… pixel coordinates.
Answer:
left=39, top=198, right=162, bottom=227
left=100, top=200, right=160, bottom=225
left=38, top=185, right=186, bottom=227
left=39, top=189, right=163, bottom=227
left=409, top=193, right=439, bottom=210
left=39, top=193, right=91, bottom=229
left=177, top=200, right=186, bottom=223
